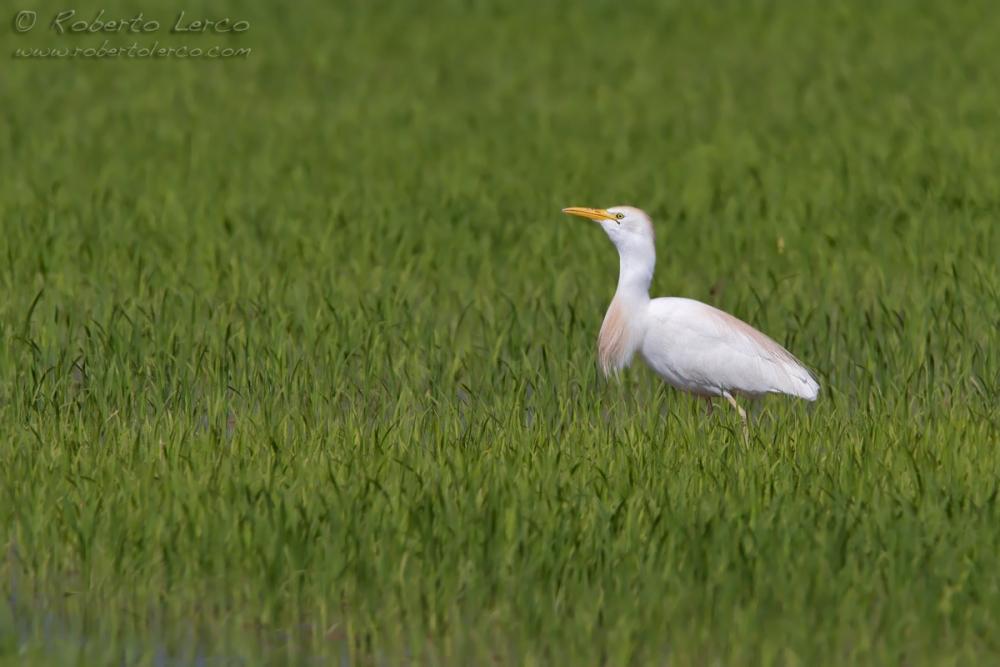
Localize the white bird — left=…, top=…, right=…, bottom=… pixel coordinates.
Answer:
left=562, top=205, right=819, bottom=433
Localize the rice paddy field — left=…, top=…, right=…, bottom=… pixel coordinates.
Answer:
left=1, top=0, right=999, bottom=664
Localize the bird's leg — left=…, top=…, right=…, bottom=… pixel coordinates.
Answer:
left=704, top=397, right=714, bottom=417
left=722, top=391, right=749, bottom=442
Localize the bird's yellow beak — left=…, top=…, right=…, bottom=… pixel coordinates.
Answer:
left=562, top=207, right=616, bottom=222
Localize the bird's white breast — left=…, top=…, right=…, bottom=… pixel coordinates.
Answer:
left=598, top=296, right=646, bottom=376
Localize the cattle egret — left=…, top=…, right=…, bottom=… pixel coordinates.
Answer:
left=562, top=205, right=819, bottom=434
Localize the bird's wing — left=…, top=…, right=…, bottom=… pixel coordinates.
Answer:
left=647, top=298, right=819, bottom=399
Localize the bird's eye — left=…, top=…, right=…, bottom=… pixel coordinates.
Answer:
left=615, top=213, right=624, bottom=221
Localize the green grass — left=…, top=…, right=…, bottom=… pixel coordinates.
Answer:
left=1, top=0, right=999, bottom=664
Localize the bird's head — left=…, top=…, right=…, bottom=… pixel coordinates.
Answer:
left=561, top=205, right=655, bottom=256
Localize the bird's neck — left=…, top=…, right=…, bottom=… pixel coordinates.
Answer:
left=598, top=244, right=654, bottom=376
left=614, top=244, right=654, bottom=304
